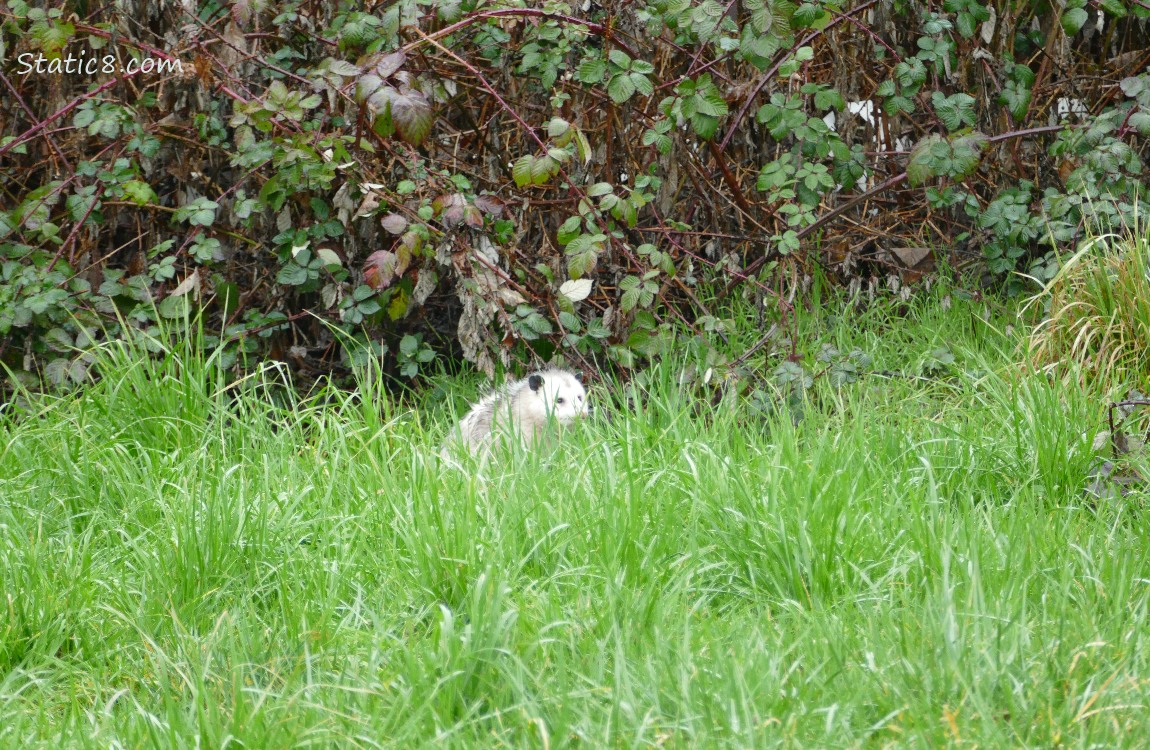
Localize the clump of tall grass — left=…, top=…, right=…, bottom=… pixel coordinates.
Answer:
left=1028, top=228, right=1150, bottom=388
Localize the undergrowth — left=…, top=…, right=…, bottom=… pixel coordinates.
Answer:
left=1, top=286, right=1147, bottom=748
left=1028, top=228, right=1150, bottom=390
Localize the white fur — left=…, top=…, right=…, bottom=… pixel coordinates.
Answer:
left=441, top=368, right=588, bottom=461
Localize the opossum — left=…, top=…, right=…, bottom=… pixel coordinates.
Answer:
left=440, top=368, right=589, bottom=461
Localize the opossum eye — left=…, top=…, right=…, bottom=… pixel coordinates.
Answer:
left=556, top=397, right=566, bottom=405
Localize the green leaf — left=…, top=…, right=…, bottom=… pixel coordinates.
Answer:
left=316, top=248, right=342, bottom=269
left=512, top=155, right=534, bottom=188
left=73, top=108, right=96, bottom=128
left=175, top=198, right=219, bottom=227
left=1121, top=76, right=1145, bottom=98
left=631, top=72, right=654, bottom=97
left=370, top=110, right=395, bottom=140
left=558, top=311, right=582, bottom=331
left=1010, top=64, right=1036, bottom=87
left=276, top=262, right=309, bottom=286
left=749, top=3, right=775, bottom=33
left=573, top=129, right=592, bottom=163
left=956, top=12, right=976, bottom=38
left=546, top=147, right=572, bottom=164
left=391, top=90, right=433, bottom=146
left=565, top=235, right=603, bottom=279
left=388, top=288, right=408, bottom=320
left=158, top=294, right=190, bottom=320
left=690, top=113, right=720, bottom=140
left=575, top=58, right=607, bottom=84
left=895, top=58, right=926, bottom=89
left=695, top=91, right=729, bottom=117
left=34, top=20, right=75, bottom=56
left=907, top=135, right=943, bottom=187
left=1130, top=112, right=1150, bottom=135
left=792, top=3, right=824, bottom=28
left=931, top=92, right=976, bottom=131
left=122, top=180, right=156, bottom=206
left=644, top=131, right=672, bottom=154
left=620, top=279, right=641, bottom=312
left=950, top=132, right=988, bottom=178
left=525, top=313, right=553, bottom=335
left=566, top=252, right=590, bottom=279
left=814, top=88, right=845, bottom=112
left=886, top=96, right=915, bottom=115
left=547, top=117, right=571, bottom=139
left=1098, top=0, right=1127, bottom=16
left=44, top=358, right=71, bottom=386
left=190, top=237, right=220, bottom=263
left=530, top=155, right=557, bottom=185
left=326, top=58, right=363, bottom=77
left=1061, top=7, right=1089, bottom=35
left=607, top=74, right=636, bottom=103
left=557, top=216, right=582, bottom=245
left=608, top=49, right=631, bottom=69
left=998, top=81, right=1031, bottom=120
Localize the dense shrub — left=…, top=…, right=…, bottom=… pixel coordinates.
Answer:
left=3, top=0, right=1150, bottom=388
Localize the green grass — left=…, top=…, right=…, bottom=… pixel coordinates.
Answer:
left=2, top=287, right=1148, bottom=748
left=1028, top=227, right=1150, bottom=388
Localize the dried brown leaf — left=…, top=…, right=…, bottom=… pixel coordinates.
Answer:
left=474, top=194, right=505, bottom=217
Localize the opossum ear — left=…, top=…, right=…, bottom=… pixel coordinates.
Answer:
left=573, top=371, right=584, bottom=384
left=528, top=374, right=544, bottom=391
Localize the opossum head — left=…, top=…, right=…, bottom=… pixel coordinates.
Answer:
left=524, top=369, right=588, bottom=425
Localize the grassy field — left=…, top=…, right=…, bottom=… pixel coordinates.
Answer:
left=2, top=286, right=1148, bottom=748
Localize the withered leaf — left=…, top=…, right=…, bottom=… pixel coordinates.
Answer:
left=363, top=249, right=398, bottom=289
left=436, top=193, right=468, bottom=227
left=395, top=231, right=419, bottom=276
left=474, top=194, right=505, bottom=217
left=380, top=212, right=408, bottom=234
left=890, top=246, right=932, bottom=268
left=356, top=192, right=381, bottom=218
left=360, top=50, right=406, bottom=79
